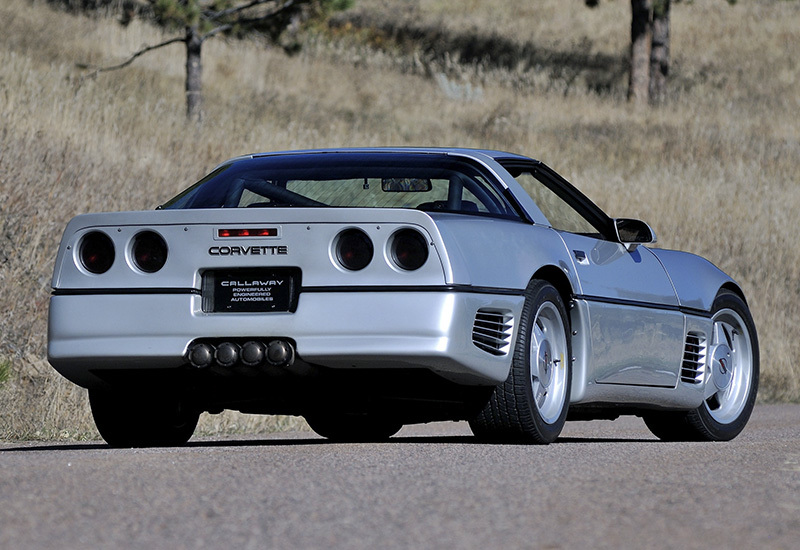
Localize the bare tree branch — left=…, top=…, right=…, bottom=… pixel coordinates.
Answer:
left=70, top=0, right=337, bottom=120
left=202, top=24, right=234, bottom=41
left=80, top=36, right=186, bottom=79
left=205, top=0, right=295, bottom=23
left=200, top=1, right=299, bottom=41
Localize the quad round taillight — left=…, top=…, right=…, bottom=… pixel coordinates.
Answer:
left=79, top=231, right=115, bottom=274
left=131, top=230, right=168, bottom=273
left=336, top=228, right=373, bottom=271
left=390, top=228, right=429, bottom=271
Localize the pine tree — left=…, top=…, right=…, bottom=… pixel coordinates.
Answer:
left=79, top=0, right=352, bottom=120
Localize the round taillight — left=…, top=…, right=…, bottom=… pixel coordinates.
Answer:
left=79, top=231, right=115, bottom=274
left=391, top=229, right=429, bottom=271
left=131, top=231, right=168, bottom=273
left=336, top=228, right=373, bottom=271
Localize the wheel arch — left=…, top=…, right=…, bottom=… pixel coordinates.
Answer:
left=530, top=264, right=590, bottom=404
left=719, top=282, right=747, bottom=305
left=531, top=265, right=575, bottom=315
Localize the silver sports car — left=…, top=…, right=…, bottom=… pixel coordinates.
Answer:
left=48, top=148, right=758, bottom=446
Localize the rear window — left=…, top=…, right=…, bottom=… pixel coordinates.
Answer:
left=161, top=152, right=521, bottom=219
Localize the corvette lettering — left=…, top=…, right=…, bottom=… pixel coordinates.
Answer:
left=209, top=245, right=288, bottom=256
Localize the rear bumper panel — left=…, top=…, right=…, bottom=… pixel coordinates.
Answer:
left=48, top=290, right=522, bottom=388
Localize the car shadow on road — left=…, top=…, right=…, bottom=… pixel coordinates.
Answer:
left=1, top=434, right=658, bottom=452
left=563, top=436, right=659, bottom=444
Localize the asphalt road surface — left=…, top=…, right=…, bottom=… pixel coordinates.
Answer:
left=1, top=404, right=798, bottom=550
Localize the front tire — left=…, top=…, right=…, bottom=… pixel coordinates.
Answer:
left=89, top=389, right=199, bottom=448
left=470, top=279, right=572, bottom=444
left=644, top=289, right=759, bottom=441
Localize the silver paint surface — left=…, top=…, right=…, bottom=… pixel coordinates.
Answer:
left=47, top=148, right=746, bottom=412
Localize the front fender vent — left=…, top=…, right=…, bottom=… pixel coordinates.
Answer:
left=472, top=309, right=514, bottom=356
left=681, top=331, right=707, bottom=384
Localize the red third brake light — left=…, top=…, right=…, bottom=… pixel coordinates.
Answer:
left=218, top=228, right=278, bottom=238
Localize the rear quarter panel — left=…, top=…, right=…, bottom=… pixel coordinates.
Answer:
left=430, top=214, right=577, bottom=290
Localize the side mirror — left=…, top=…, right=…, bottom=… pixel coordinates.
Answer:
left=614, top=218, right=657, bottom=252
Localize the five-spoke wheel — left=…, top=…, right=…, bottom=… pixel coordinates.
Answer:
left=704, top=307, right=755, bottom=425
left=530, top=300, right=570, bottom=425
left=644, top=289, right=759, bottom=441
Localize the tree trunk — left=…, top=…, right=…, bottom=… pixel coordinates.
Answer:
left=649, top=0, right=670, bottom=105
left=628, top=0, right=652, bottom=105
left=185, top=27, right=203, bottom=121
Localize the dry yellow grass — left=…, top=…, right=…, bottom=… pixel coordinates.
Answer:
left=1, top=0, right=798, bottom=440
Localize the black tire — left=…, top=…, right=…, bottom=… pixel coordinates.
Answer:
left=89, top=389, right=199, bottom=448
left=305, top=412, right=403, bottom=443
left=469, top=279, right=572, bottom=444
left=644, top=290, right=759, bottom=442
left=642, top=411, right=702, bottom=442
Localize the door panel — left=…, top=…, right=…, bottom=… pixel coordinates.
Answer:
left=566, top=236, right=678, bottom=305
left=559, top=233, right=684, bottom=388
left=502, top=162, right=685, bottom=390
left=587, top=302, right=684, bottom=387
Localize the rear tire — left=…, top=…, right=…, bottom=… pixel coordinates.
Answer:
left=470, top=279, right=571, bottom=444
left=644, top=290, right=759, bottom=442
left=89, top=389, right=199, bottom=448
left=305, top=412, right=403, bottom=443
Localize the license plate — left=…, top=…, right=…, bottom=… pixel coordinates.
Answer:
left=202, top=268, right=301, bottom=313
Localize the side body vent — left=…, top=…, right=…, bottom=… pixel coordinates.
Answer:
left=681, top=331, right=707, bottom=384
left=472, top=309, right=514, bottom=356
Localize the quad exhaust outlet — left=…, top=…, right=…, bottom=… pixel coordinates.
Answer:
left=187, top=339, right=295, bottom=370
left=240, top=341, right=265, bottom=367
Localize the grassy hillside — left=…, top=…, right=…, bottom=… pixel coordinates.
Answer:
left=1, top=0, right=798, bottom=439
